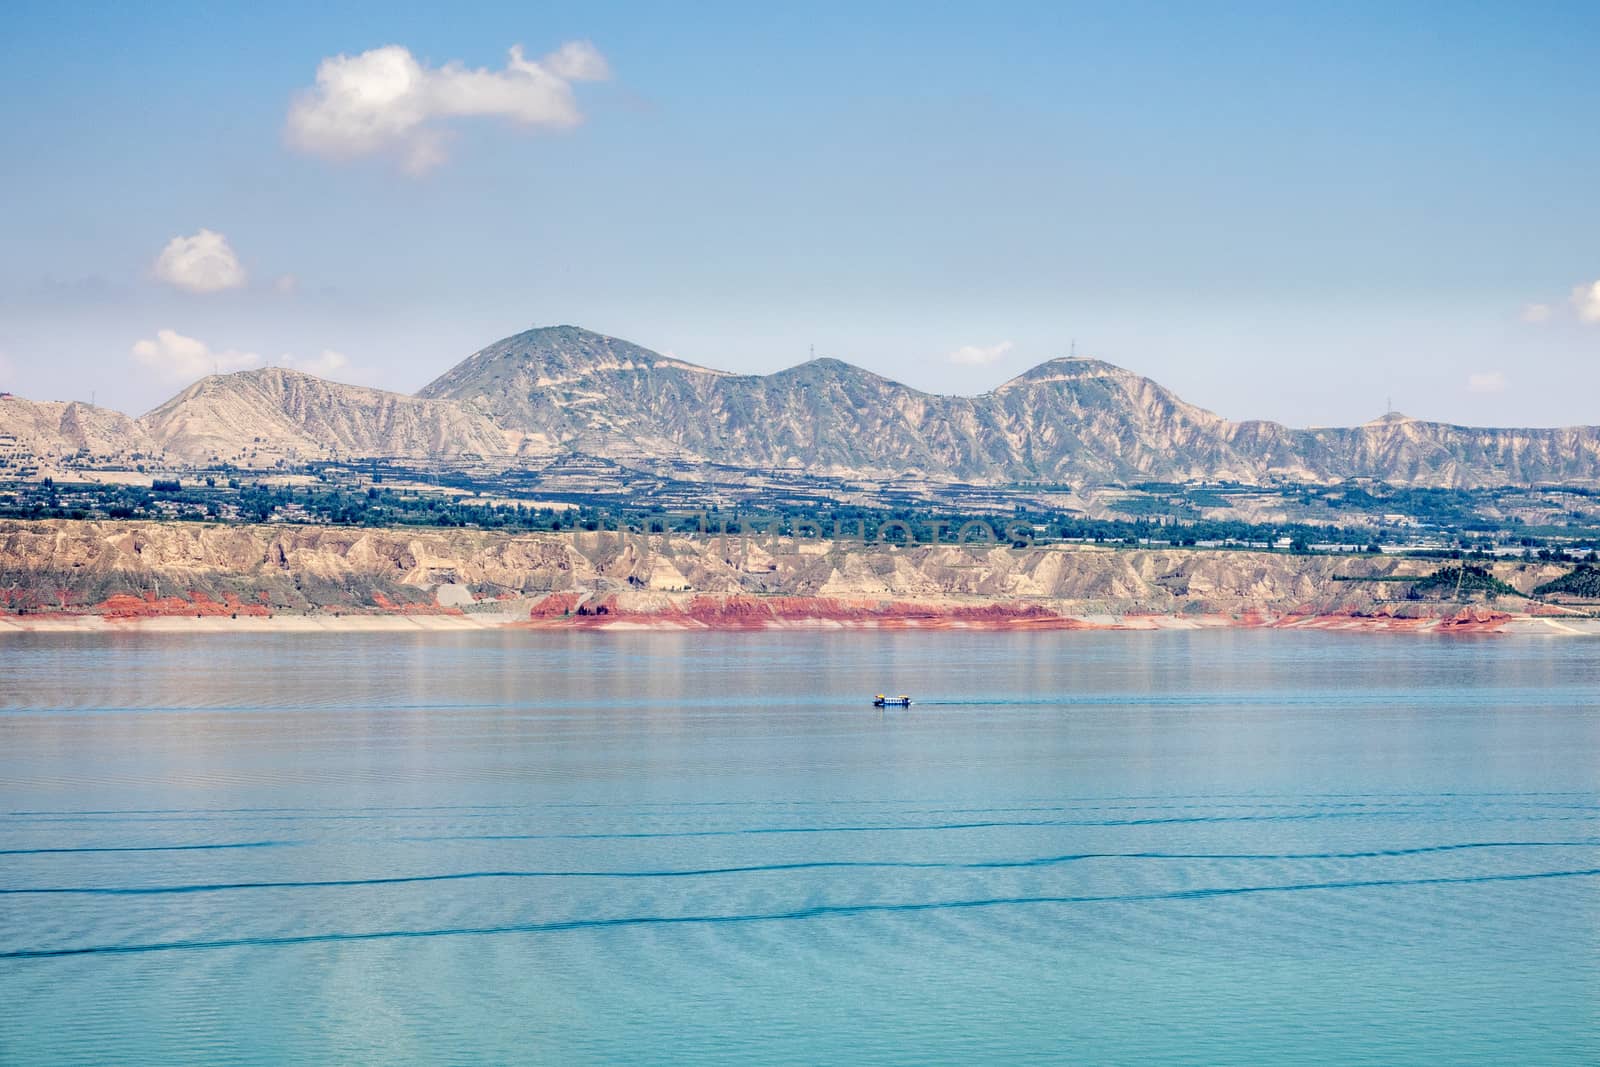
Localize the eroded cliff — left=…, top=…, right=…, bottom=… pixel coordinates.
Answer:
left=0, top=519, right=1572, bottom=629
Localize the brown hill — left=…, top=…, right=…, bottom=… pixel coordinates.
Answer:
left=138, top=367, right=516, bottom=464
left=0, top=396, right=155, bottom=460
left=6, top=325, right=1600, bottom=487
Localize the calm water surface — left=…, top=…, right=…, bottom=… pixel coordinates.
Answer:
left=1, top=631, right=1597, bottom=1064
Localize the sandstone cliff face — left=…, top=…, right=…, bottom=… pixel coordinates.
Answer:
left=0, top=519, right=1567, bottom=622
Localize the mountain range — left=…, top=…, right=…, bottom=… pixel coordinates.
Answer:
left=5, top=324, right=1600, bottom=488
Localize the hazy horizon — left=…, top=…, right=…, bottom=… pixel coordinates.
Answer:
left=3, top=1, right=1598, bottom=428
left=8, top=322, right=1596, bottom=433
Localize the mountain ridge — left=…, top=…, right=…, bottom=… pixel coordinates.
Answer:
left=5, top=324, right=1600, bottom=488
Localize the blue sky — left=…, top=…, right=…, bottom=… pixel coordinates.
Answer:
left=2, top=1, right=1597, bottom=426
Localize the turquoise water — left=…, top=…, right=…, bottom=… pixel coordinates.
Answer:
left=1, top=630, right=1598, bottom=1064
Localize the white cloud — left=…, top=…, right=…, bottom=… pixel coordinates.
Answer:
left=1572, top=280, right=1600, bottom=324
left=280, top=350, right=350, bottom=378
left=285, top=41, right=611, bottom=174
left=1520, top=303, right=1553, bottom=324
left=152, top=229, right=247, bottom=293
left=131, top=329, right=260, bottom=382
left=947, top=340, right=1014, bottom=366
left=1467, top=371, right=1507, bottom=394
left=273, top=274, right=300, bottom=296
left=542, top=40, right=612, bottom=81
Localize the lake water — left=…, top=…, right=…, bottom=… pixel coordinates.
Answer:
left=1, top=630, right=1598, bottom=1065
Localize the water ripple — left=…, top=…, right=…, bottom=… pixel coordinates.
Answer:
left=0, top=841, right=288, bottom=856
left=1, top=840, right=1594, bottom=896
left=5, top=866, right=1596, bottom=961
left=398, top=807, right=1573, bottom=843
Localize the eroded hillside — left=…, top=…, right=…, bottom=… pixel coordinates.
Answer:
left=0, top=519, right=1573, bottom=627
left=8, top=325, right=1600, bottom=488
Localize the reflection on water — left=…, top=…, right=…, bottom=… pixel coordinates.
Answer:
left=1, top=631, right=1598, bottom=1065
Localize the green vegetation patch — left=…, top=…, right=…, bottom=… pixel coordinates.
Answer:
left=1407, top=565, right=1520, bottom=600
left=1533, top=565, right=1600, bottom=599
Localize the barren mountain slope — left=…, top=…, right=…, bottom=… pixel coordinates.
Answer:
left=417, top=325, right=1600, bottom=486
left=140, top=367, right=514, bottom=464
left=0, top=397, right=155, bottom=458
left=9, top=325, right=1600, bottom=487
left=419, top=327, right=1264, bottom=479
